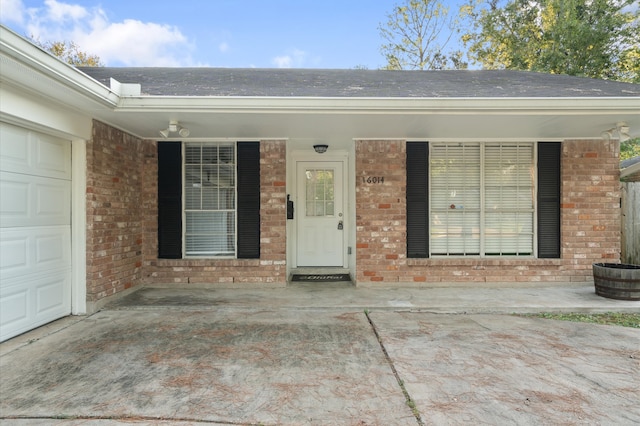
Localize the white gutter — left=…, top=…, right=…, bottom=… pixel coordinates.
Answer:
left=0, top=25, right=119, bottom=107
left=116, top=96, right=640, bottom=115
left=621, top=161, right=640, bottom=179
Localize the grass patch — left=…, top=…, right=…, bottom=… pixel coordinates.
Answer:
left=521, top=312, right=640, bottom=328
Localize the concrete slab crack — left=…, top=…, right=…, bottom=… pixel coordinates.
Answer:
left=365, top=310, right=424, bottom=426
left=0, top=415, right=256, bottom=425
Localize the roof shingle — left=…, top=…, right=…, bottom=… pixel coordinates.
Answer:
left=78, top=68, right=640, bottom=98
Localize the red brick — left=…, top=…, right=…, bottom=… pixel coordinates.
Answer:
left=87, top=123, right=287, bottom=304
left=354, top=138, right=619, bottom=285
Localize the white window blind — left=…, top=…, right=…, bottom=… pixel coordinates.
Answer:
left=430, top=143, right=534, bottom=256
left=431, top=144, right=480, bottom=255
left=484, top=143, right=534, bottom=255
left=184, top=143, right=236, bottom=256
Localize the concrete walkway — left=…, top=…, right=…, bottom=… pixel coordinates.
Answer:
left=1, top=283, right=639, bottom=425
left=104, top=282, right=640, bottom=313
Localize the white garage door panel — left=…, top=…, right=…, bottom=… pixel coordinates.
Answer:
left=0, top=171, right=71, bottom=228
left=0, top=177, right=29, bottom=219
left=0, top=232, right=29, bottom=273
left=0, top=122, right=72, bottom=342
left=0, top=123, right=71, bottom=179
left=0, top=272, right=71, bottom=341
left=0, top=289, right=28, bottom=330
left=0, top=124, right=30, bottom=171
left=1, top=226, right=71, bottom=278
left=36, top=274, right=71, bottom=314
left=35, top=133, right=72, bottom=178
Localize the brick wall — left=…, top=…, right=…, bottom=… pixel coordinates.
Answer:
left=354, top=139, right=620, bottom=285
left=143, top=139, right=287, bottom=285
left=561, top=139, right=621, bottom=279
left=86, top=120, right=145, bottom=301
left=86, top=122, right=287, bottom=305
left=355, top=140, right=407, bottom=283
left=88, top=121, right=620, bottom=294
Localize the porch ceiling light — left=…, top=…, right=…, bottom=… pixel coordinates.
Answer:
left=159, top=120, right=190, bottom=138
left=601, top=121, right=631, bottom=142
left=313, top=144, right=329, bottom=154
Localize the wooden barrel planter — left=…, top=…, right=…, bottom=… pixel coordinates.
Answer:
left=593, top=263, right=640, bottom=301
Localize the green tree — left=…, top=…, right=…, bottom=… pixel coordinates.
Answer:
left=464, top=0, right=640, bottom=82
left=621, top=138, right=640, bottom=161
left=31, top=38, right=103, bottom=67
left=379, top=0, right=470, bottom=70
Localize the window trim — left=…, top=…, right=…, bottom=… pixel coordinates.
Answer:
left=429, top=141, right=536, bottom=258
left=183, top=142, right=238, bottom=259
left=406, top=141, right=561, bottom=260
left=157, top=140, right=260, bottom=260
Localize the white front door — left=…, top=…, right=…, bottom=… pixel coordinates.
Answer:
left=296, top=161, right=345, bottom=267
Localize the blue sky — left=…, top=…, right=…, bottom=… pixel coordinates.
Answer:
left=0, top=0, right=465, bottom=68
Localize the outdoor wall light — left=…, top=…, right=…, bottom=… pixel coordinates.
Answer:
left=159, top=120, right=190, bottom=138
left=313, top=144, right=329, bottom=154
left=601, top=121, right=631, bottom=142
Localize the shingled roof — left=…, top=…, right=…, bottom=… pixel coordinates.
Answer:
left=78, top=68, right=640, bottom=98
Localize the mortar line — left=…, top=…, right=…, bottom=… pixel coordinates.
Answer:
left=365, top=310, right=424, bottom=426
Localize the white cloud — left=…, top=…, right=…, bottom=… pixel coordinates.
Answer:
left=79, top=19, right=191, bottom=66
left=0, top=0, right=26, bottom=24
left=272, top=55, right=292, bottom=68
left=218, top=42, right=229, bottom=53
left=44, top=0, right=86, bottom=21
left=272, top=48, right=307, bottom=68
left=4, top=0, right=197, bottom=66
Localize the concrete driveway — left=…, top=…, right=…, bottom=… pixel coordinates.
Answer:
left=1, top=284, right=639, bottom=425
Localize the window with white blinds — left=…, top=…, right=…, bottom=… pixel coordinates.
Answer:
left=184, top=143, right=236, bottom=257
left=430, top=142, right=534, bottom=256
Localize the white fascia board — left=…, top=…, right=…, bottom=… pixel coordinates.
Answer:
left=621, top=161, right=640, bottom=179
left=0, top=25, right=119, bottom=107
left=117, top=96, right=640, bottom=115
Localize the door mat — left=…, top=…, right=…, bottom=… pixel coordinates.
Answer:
left=291, top=274, right=351, bottom=282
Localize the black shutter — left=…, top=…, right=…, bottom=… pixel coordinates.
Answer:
left=537, top=142, right=561, bottom=258
left=158, top=142, right=182, bottom=259
left=237, top=142, right=261, bottom=259
left=406, top=142, right=429, bottom=258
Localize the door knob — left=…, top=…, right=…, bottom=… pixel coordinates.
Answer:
left=338, top=220, right=343, bottom=230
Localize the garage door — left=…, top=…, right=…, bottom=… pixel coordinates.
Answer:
left=0, top=123, right=72, bottom=342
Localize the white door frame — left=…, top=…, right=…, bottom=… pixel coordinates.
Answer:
left=0, top=121, right=87, bottom=342
left=288, top=150, right=349, bottom=269
left=295, top=160, right=345, bottom=266
left=71, top=139, right=87, bottom=314
left=1, top=119, right=87, bottom=317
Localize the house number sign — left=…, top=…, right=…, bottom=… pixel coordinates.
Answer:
left=361, top=176, right=385, bottom=184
